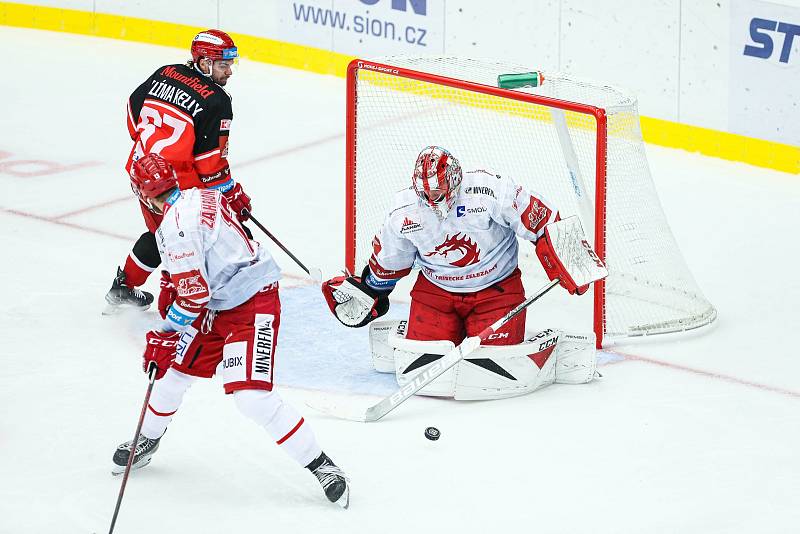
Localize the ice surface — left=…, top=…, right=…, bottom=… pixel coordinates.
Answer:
left=1, top=27, right=798, bottom=534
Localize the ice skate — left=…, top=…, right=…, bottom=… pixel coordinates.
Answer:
left=308, top=452, right=350, bottom=509
left=111, top=434, right=161, bottom=475
left=104, top=267, right=154, bottom=314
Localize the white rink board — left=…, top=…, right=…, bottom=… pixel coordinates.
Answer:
left=12, top=0, right=800, bottom=144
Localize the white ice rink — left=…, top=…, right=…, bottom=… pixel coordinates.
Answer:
left=1, top=27, right=799, bottom=534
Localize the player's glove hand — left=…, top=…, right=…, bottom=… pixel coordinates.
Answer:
left=143, top=330, right=181, bottom=380
left=223, top=182, right=252, bottom=222
left=535, top=235, right=589, bottom=295
left=157, top=271, right=177, bottom=320
left=322, top=275, right=390, bottom=328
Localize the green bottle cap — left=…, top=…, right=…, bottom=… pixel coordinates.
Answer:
left=497, top=72, right=544, bottom=89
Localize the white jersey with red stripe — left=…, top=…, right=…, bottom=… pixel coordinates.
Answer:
left=156, top=187, right=281, bottom=331
left=367, top=169, right=559, bottom=293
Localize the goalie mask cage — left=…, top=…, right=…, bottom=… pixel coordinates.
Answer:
left=345, top=57, right=717, bottom=348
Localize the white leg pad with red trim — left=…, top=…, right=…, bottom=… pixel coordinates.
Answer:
left=141, top=368, right=196, bottom=440
left=370, top=320, right=597, bottom=400
left=233, top=389, right=321, bottom=467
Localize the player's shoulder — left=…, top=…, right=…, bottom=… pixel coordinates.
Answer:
left=384, top=187, right=426, bottom=228
left=387, top=187, right=421, bottom=217
left=169, top=188, right=217, bottom=217
left=461, top=168, right=507, bottom=200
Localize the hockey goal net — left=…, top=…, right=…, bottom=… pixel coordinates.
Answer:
left=345, top=57, right=716, bottom=347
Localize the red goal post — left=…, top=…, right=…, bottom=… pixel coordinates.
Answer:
left=345, top=57, right=716, bottom=348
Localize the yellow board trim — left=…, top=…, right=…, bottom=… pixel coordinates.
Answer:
left=1, top=1, right=798, bottom=174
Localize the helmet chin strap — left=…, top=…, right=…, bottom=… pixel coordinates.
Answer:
left=194, top=59, right=212, bottom=78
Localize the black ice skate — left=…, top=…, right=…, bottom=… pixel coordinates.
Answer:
left=104, top=267, right=154, bottom=314
left=307, top=452, right=350, bottom=509
left=112, top=434, right=161, bottom=475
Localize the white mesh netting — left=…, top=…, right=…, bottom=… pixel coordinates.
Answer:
left=348, top=57, right=716, bottom=343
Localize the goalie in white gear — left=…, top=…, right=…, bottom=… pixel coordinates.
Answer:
left=322, top=146, right=600, bottom=400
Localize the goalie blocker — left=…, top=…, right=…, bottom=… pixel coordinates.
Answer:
left=368, top=320, right=598, bottom=400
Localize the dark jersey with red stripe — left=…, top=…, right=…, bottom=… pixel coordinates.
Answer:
left=126, top=63, right=233, bottom=191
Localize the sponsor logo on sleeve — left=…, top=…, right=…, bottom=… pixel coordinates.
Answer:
left=521, top=196, right=551, bottom=233
left=464, top=186, right=496, bottom=198
left=368, top=258, right=412, bottom=279
left=168, top=250, right=195, bottom=261
left=220, top=119, right=232, bottom=131
left=400, top=216, right=423, bottom=234
left=173, top=269, right=210, bottom=299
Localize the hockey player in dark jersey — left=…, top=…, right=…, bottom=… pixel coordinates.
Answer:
left=105, top=29, right=253, bottom=313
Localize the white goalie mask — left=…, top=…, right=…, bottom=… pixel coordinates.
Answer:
left=412, top=146, right=463, bottom=220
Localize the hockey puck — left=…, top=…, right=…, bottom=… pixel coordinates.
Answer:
left=424, top=426, right=440, bottom=441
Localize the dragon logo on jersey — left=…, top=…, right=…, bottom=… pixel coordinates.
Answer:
left=424, top=233, right=480, bottom=267
left=521, top=196, right=551, bottom=234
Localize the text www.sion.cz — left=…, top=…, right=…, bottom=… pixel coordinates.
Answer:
left=293, top=3, right=428, bottom=46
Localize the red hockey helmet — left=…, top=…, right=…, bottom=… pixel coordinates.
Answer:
left=191, top=29, right=238, bottom=63
left=131, top=153, right=178, bottom=200
left=412, top=146, right=463, bottom=219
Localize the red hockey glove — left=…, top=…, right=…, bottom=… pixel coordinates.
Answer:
left=143, top=330, right=181, bottom=380
left=157, top=271, right=177, bottom=320
left=322, top=275, right=390, bottom=328
left=223, top=182, right=252, bottom=222
left=535, top=235, right=589, bottom=295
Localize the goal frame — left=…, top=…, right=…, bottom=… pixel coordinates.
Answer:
left=345, top=59, right=609, bottom=348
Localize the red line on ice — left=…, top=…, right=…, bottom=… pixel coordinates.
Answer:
left=610, top=350, right=800, bottom=399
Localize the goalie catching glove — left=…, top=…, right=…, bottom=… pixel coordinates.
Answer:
left=535, top=215, right=608, bottom=295
left=322, top=268, right=390, bottom=328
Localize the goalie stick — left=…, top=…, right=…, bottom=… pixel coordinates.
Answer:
left=246, top=211, right=323, bottom=282
left=311, top=216, right=608, bottom=422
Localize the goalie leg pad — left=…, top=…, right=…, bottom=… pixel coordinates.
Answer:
left=389, top=332, right=457, bottom=397
left=369, top=319, right=406, bottom=373
left=554, top=332, right=598, bottom=384
left=371, top=325, right=597, bottom=399
left=453, top=329, right=560, bottom=400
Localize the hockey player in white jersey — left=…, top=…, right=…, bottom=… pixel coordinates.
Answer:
left=323, top=146, right=598, bottom=400
left=111, top=153, right=349, bottom=508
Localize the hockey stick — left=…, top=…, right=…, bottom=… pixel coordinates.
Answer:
left=245, top=211, right=323, bottom=282
left=311, top=279, right=560, bottom=422
left=108, top=363, right=158, bottom=534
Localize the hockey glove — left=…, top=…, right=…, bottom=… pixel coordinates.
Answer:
left=322, top=274, right=390, bottom=328
left=157, top=271, right=177, bottom=320
left=535, top=233, right=589, bottom=295
left=143, top=330, right=181, bottom=380
left=223, top=182, right=252, bottom=222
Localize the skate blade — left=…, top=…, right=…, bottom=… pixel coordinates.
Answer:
left=111, top=456, right=152, bottom=476
left=102, top=302, right=151, bottom=316
left=334, top=486, right=350, bottom=509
